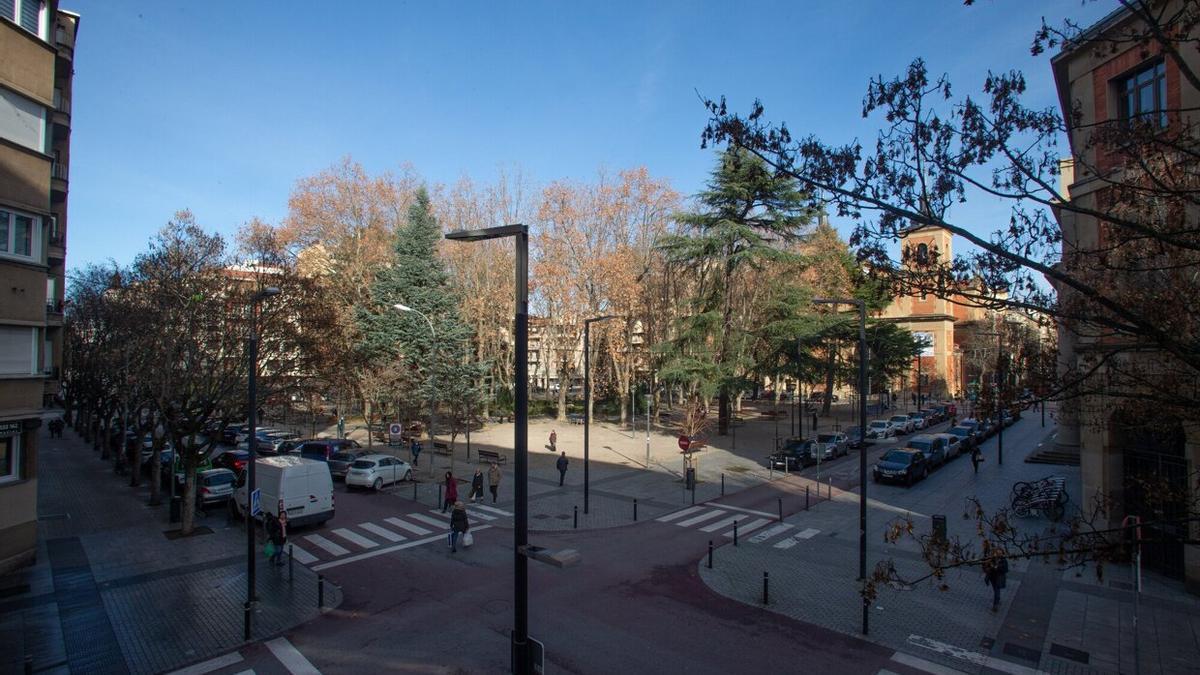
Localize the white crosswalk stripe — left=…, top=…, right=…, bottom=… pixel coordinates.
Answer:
left=304, top=533, right=349, bottom=557
left=358, top=522, right=406, bottom=542
left=331, top=528, right=378, bottom=549
left=796, top=527, right=821, bottom=539
left=385, top=517, right=432, bottom=536
left=722, top=517, right=771, bottom=538
left=656, top=505, right=706, bottom=523
left=410, top=513, right=453, bottom=529
left=473, top=504, right=513, bottom=516
left=699, top=515, right=742, bottom=533
left=677, top=509, right=728, bottom=527
left=465, top=508, right=497, bottom=521
left=774, top=537, right=800, bottom=549
left=287, top=543, right=319, bottom=564
left=749, top=523, right=794, bottom=543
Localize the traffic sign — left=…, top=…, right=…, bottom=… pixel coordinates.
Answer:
left=678, top=435, right=691, bottom=451
left=388, top=422, right=403, bottom=437
left=250, top=488, right=262, bottom=517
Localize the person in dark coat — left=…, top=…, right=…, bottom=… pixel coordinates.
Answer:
left=469, top=469, right=484, bottom=503
left=984, top=550, right=1009, bottom=612
left=442, top=472, right=458, bottom=512
left=410, top=438, right=422, bottom=466
left=488, top=462, right=501, bottom=503
left=265, top=512, right=287, bottom=567
left=449, top=501, right=469, bottom=553
left=556, top=452, right=568, bottom=486
left=970, top=446, right=983, bottom=474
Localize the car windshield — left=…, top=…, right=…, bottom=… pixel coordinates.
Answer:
left=870, top=421, right=888, bottom=429
left=890, top=417, right=908, bottom=423
left=351, top=459, right=376, bottom=469
left=205, top=473, right=234, bottom=486
left=951, top=427, right=970, bottom=436
left=332, top=452, right=356, bottom=462
left=783, top=441, right=811, bottom=453
left=909, top=441, right=931, bottom=452
left=817, top=434, right=838, bottom=443
left=880, top=451, right=912, bottom=464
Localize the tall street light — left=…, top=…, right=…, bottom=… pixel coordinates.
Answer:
left=583, top=315, right=617, bottom=514
left=813, top=297, right=868, bottom=636
left=245, top=285, right=281, bottom=640
left=394, top=303, right=437, bottom=471
left=979, top=329, right=1005, bottom=465
left=444, top=224, right=533, bottom=673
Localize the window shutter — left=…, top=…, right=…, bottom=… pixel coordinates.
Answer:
left=0, top=2, right=14, bottom=22
left=0, top=326, right=34, bottom=375
left=19, top=0, right=39, bottom=34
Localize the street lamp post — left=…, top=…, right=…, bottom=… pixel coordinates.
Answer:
left=445, top=224, right=533, bottom=673
left=814, top=297, right=868, bottom=636
left=583, top=315, right=616, bottom=514
left=245, top=286, right=280, bottom=640
left=393, top=303, right=438, bottom=472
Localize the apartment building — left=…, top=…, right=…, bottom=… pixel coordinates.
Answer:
left=0, top=0, right=77, bottom=573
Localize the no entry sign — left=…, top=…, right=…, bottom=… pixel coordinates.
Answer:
left=678, top=435, right=691, bottom=451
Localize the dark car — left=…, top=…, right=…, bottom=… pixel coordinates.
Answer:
left=298, top=439, right=365, bottom=479
left=948, top=425, right=977, bottom=451
left=845, top=427, right=866, bottom=449
left=873, top=448, right=929, bottom=486
left=904, top=434, right=948, bottom=468
left=767, top=439, right=817, bottom=471
left=221, top=424, right=246, bottom=446
left=213, top=450, right=250, bottom=474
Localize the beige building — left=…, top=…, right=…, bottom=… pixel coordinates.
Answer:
left=0, top=1, right=77, bottom=573
left=1051, top=3, right=1199, bottom=586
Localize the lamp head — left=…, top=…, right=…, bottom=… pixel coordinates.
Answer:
left=444, top=224, right=528, bottom=242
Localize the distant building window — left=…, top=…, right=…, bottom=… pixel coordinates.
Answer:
left=0, top=0, right=44, bottom=37
left=916, top=243, right=929, bottom=263
left=0, top=325, right=37, bottom=375
left=0, top=208, right=41, bottom=261
left=1119, top=61, right=1167, bottom=128
left=0, top=434, right=20, bottom=482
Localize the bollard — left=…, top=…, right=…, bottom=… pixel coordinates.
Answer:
left=691, top=486, right=695, bottom=506
left=23, top=655, right=31, bottom=675
left=243, top=601, right=251, bottom=640
left=734, top=519, right=740, bottom=546
left=763, top=571, right=770, bottom=605
left=413, top=480, right=418, bottom=501
left=829, top=476, right=833, bottom=500
left=318, top=574, right=325, bottom=609
left=634, top=499, right=638, bottom=521
left=721, top=473, right=725, bottom=496
left=574, top=505, right=578, bottom=529
left=806, top=486, right=810, bottom=510
left=778, top=497, right=783, bottom=522
left=438, top=484, right=443, bottom=508
left=708, top=540, right=713, bottom=569
left=288, top=544, right=294, bottom=583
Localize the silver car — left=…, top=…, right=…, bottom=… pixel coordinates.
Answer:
left=816, top=432, right=850, bottom=459
left=345, top=454, right=414, bottom=491
left=196, top=468, right=236, bottom=508
left=868, top=420, right=895, bottom=439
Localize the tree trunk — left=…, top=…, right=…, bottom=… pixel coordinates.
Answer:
left=556, top=368, right=568, bottom=422
left=148, top=434, right=164, bottom=505
left=180, top=466, right=196, bottom=535
left=822, top=345, right=836, bottom=416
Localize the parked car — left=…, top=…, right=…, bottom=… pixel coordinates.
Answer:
left=345, top=454, right=414, bottom=491
left=237, top=429, right=290, bottom=453
left=932, top=432, right=962, bottom=459
left=221, top=424, right=246, bottom=446
left=768, top=439, right=817, bottom=470
left=196, top=468, right=236, bottom=509
left=816, top=432, right=850, bottom=460
left=214, top=450, right=250, bottom=474
left=268, top=435, right=303, bottom=455
left=948, top=425, right=976, bottom=451
left=904, top=434, right=948, bottom=468
left=232, top=456, right=335, bottom=527
left=297, top=438, right=367, bottom=479
left=873, top=448, right=929, bottom=486
left=889, top=415, right=915, bottom=435
left=867, top=420, right=896, bottom=439
left=845, top=427, right=866, bottom=449
left=921, top=407, right=944, bottom=424
left=907, top=412, right=928, bottom=430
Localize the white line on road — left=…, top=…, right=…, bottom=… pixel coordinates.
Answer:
left=265, top=637, right=322, bottom=675
left=722, top=518, right=771, bottom=538
left=677, top=509, right=728, bottom=528
left=287, top=544, right=318, bottom=564
left=303, top=534, right=349, bottom=557
left=473, top=504, right=513, bottom=517
left=411, top=513, right=453, bottom=529
left=331, top=528, right=378, bottom=549
left=656, top=505, right=706, bottom=523
left=773, top=538, right=799, bottom=549
left=796, top=527, right=821, bottom=539
left=749, top=523, right=793, bottom=543
left=905, top=636, right=1047, bottom=675
left=385, top=517, right=432, bottom=535
left=465, top=509, right=497, bottom=521
left=889, top=651, right=968, bottom=675
left=699, top=516, right=742, bottom=533
left=358, top=522, right=406, bottom=542
left=706, top=503, right=778, bottom=519
left=312, top=525, right=493, bottom=571
left=231, top=670, right=255, bottom=675
left=165, top=651, right=244, bottom=675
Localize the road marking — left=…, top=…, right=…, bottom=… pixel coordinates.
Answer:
left=656, top=505, right=706, bottom=523
left=465, top=509, right=497, bottom=521
left=303, top=534, right=350, bottom=557
left=232, top=671, right=255, bottom=675
left=473, top=504, right=513, bottom=516
left=699, top=515, right=742, bottom=533
left=796, top=527, right=821, bottom=539
left=889, top=651, right=967, bottom=675
left=749, top=523, right=794, bottom=543
left=265, top=637, right=321, bottom=674
left=165, top=651, right=244, bottom=675
left=358, top=522, right=406, bottom=542
left=312, top=525, right=494, bottom=571
left=385, top=517, right=432, bottom=535
left=411, top=513, right=452, bottom=529
left=905, top=636, right=1046, bottom=675
left=723, top=517, right=771, bottom=538
left=677, top=509, right=728, bottom=527
left=287, top=544, right=318, bottom=564
left=774, top=538, right=799, bottom=549
left=707, top=503, right=777, bottom=519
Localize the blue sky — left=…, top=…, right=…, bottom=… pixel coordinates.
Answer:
left=64, top=0, right=1114, bottom=277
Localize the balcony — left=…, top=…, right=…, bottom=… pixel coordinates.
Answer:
left=52, top=89, right=70, bottom=130
left=48, top=233, right=65, bottom=262
left=55, top=26, right=74, bottom=62
left=46, top=299, right=63, bottom=325
left=50, top=161, right=68, bottom=201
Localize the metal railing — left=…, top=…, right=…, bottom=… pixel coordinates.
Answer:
left=53, top=90, right=70, bottom=114
left=51, top=162, right=68, bottom=180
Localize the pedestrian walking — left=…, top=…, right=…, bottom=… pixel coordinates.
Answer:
left=970, top=446, right=983, bottom=474
left=556, top=451, right=568, bottom=486
left=488, top=462, right=501, bottom=503
left=984, top=550, right=1009, bottom=612
left=442, top=471, right=458, bottom=512
left=469, top=469, right=484, bottom=503
left=449, top=501, right=469, bottom=553
left=411, top=438, right=422, bottom=466
left=549, top=429, right=557, bottom=452
left=265, top=512, right=286, bottom=567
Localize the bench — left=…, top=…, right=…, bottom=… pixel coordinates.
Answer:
left=478, top=449, right=507, bottom=464
left=567, top=413, right=585, bottom=425
left=432, top=441, right=452, bottom=455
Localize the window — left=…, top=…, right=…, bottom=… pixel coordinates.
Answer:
left=0, top=326, right=37, bottom=375
left=1119, top=61, right=1168, bottom=129
left=0, top=0, right=44, bottom=38
left=0, top=208, right=41, bottom=261
left=0, top=87, right=48, bottom=154
left=916, top=243, right=929, bottom=263
left=0, top=431, right=21, bottom=482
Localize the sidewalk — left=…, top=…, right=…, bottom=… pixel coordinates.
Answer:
left=0, top=417, right=341, bottom=675
left=696, top=416, right=1200, bottom=674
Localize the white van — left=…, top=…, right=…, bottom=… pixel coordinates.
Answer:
left=233, top=455, right=334, bottom=527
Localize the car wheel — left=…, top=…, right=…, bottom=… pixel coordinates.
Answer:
left=373, top=478, right=383, bottom=491
left=404, top=470, right=412, bottom=482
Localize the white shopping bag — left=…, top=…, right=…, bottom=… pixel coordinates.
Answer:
left=462, top=531, right=474, bottom=548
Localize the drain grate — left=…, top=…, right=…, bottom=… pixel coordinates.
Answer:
left=1050, top=643, right=1090, bottom=664
left=980, top=637, right=995, bottom=650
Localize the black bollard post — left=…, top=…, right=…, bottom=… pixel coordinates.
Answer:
left=574, top=505, right=578, bottom=529
left=288, top=544, right=294, bottom=583
left=721, top=473, right=725, bottom=496
left=734, top=519, right=740, bottom=546
left=243, top=601, right=251, bottom=640
left=806, top=486, right=810, bottom=510
left=708, top=540, right=713, bottom=569
left=413, top=480, right=417, bottom=501
left=763, top=571, right=769, bottom=605
left=24, top=655, right=31, bottom=675
left=634, top=498, right=638, bottom=521
left=691, top=486, right=695, bottom=505
left=438, top=484, right=442, bottom=508
left=829, top=477, right=833, bottom=500
left=318, top=574, right=325, bottom=609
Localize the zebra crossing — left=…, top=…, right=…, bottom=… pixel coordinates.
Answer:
left=655, top=505, right=822, bottom=547
left=285, top=503, right=513, bottom=568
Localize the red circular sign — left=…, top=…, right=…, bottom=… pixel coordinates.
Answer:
left=678, top=435, right=691, bottom=451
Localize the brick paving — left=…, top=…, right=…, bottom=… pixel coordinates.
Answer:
left=0, top=417, right=340, bottom=675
